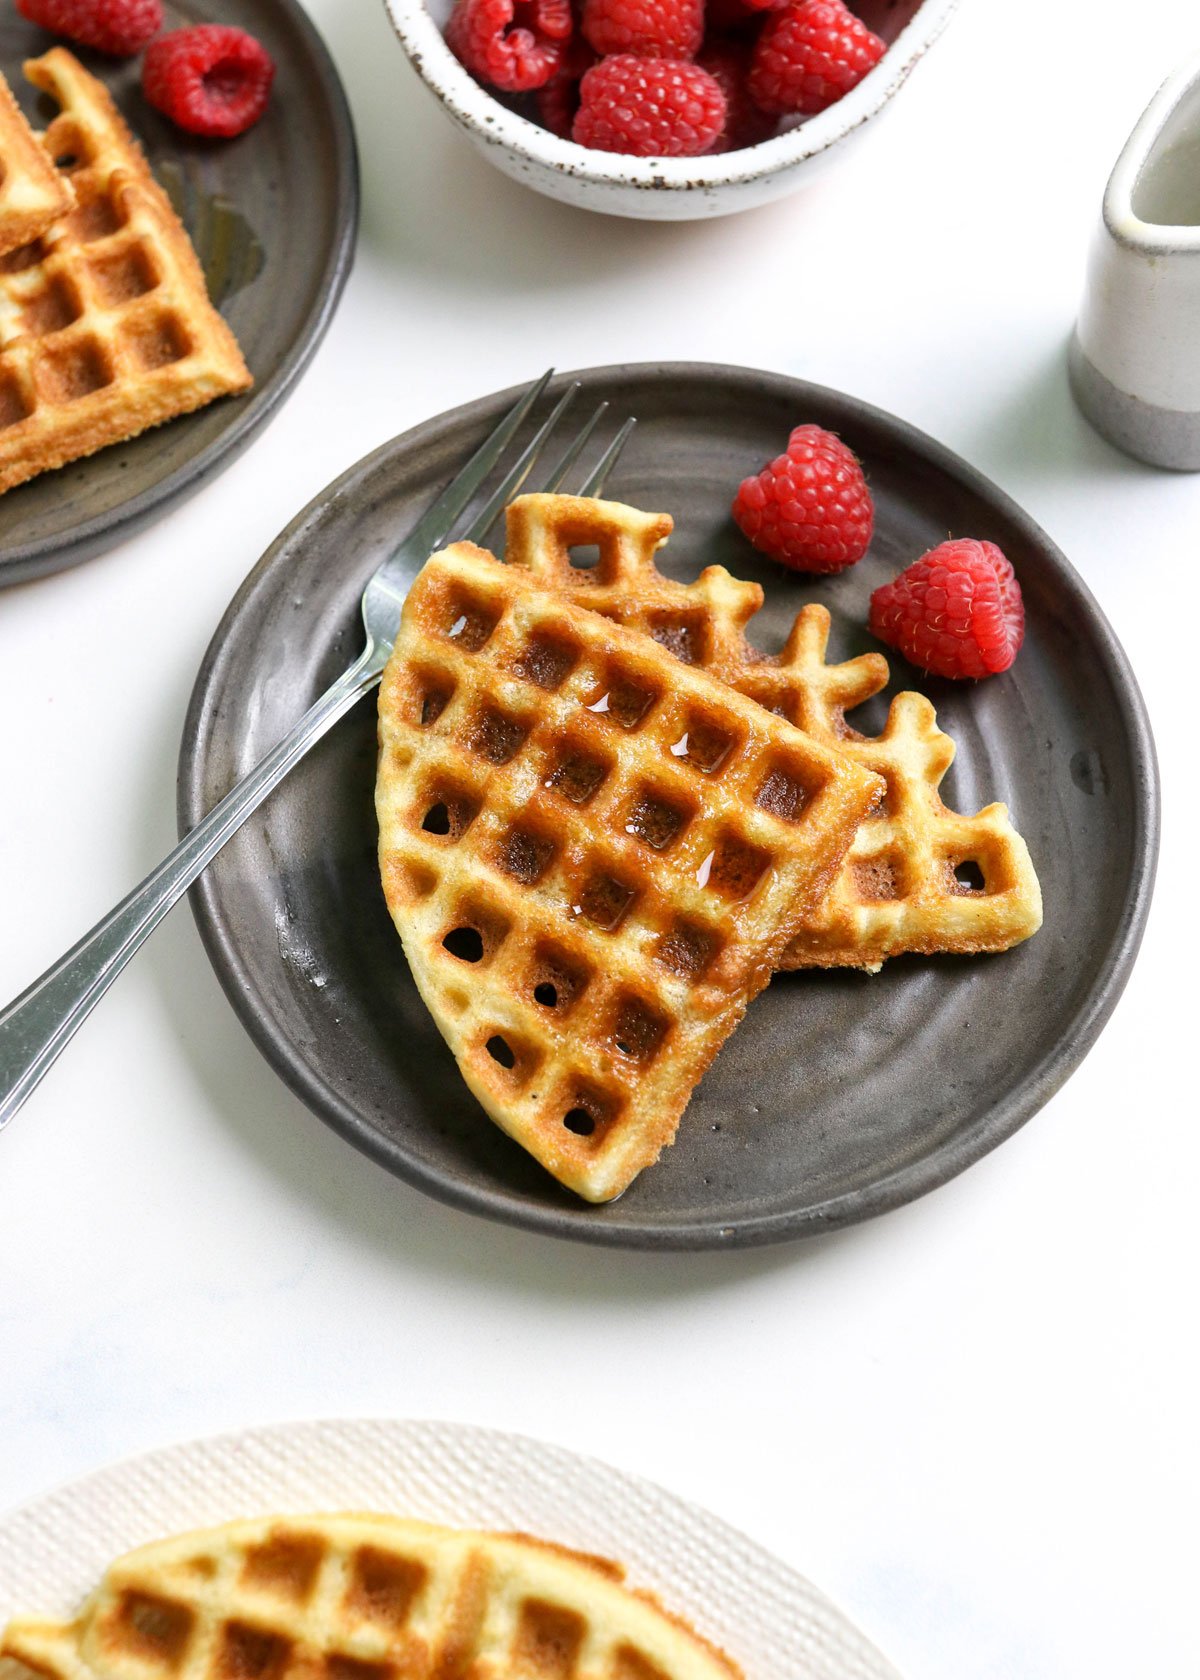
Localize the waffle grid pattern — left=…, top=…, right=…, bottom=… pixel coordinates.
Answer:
left=376, top=544, right=881, bottom=1201
left=505, top=494, right=1042, bottom=973
left=0, top=1420, right=902, bottom=1680
left=1, top=1515, right=742, bottom=1680
left=0, top=49, right=250, bottom=495
left=733, top=604, right=1043, bottom=967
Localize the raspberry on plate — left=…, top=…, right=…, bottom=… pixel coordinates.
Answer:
left=581, top=0, right=703, bottom=61
left=697, top=39, right=778, bottom=152
left=16, top=0, right=161, bottom=56
left=748, top=0, right=885, bottom=116
left=573, top=54, right=725, bottom=156
left=446, top=0, right=571, bottom=91
left=732, top=423, right=873, bottom=573
left=869, top=539, right=1025, bottom=680
left=142, top=25, right=275, bottom=137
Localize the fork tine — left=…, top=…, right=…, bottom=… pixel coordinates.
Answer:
left=463, top=382, right=580, bottom=544
left=577, top=417, right=636, bottom=497
left=404, top=368, right=555, bottom=558
left=537, top=402, right=609, bottom=494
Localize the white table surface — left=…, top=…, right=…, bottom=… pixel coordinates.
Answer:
left=1, top=1, right=1195, bottom=1675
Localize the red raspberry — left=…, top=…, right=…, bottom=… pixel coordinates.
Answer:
left=573, top=55, right=725, bottom=156
left=697, top=40, right=778, bottom=151
left=446, top=0, right=571, bottom=91
left=581, top=0, right=702, bottom=60
left=16, top=0, right=161, bottom=56
left=732, top=424, right=873, bottom=573
left=869, top=540, right=1025, bottom=680
left=536, top=37, right=595, bottom=137
left=142, top=26, right=275, bottom=137
left=748, top=0, right=885, bottom=115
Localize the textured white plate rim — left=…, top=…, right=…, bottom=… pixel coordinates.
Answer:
left=0, top=1418, right=901, bottom=1680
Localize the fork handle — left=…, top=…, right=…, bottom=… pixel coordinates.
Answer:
left=0, top=642, right=387, bottom=1135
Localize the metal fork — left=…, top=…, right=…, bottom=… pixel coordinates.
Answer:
left=0, top=371, right=635, bottom=1133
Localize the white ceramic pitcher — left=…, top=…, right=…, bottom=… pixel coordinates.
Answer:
left=1070, top=50, right=1200, bottom=469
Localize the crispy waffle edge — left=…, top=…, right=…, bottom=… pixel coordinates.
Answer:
left=0, top=49, right=251, bottom=495
left=0, top=1513, right=746, bottom=1680
left=0, top=68, right=74, bottom=257
left=503, top=493, right=1044, bottom=977
left=375, top=541, right=884, bottom=1201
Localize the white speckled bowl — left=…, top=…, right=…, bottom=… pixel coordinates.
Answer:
left=382, top=0, right=960, bottom=220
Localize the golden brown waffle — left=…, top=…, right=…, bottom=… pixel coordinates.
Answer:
left=504, top=493, right=1043, bottom=974
left=376, top=543, right=883, bottom=1201
left=0, top=69, right=74, bottom=258
left=0, top=49, right=251, bottom=495
left=0, top=1513, right=743, bottom=1680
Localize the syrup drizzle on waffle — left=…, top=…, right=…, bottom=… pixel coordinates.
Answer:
left=376, top=543, right=882, bottom=1201
left=503, top=493, right=1042, bottom=974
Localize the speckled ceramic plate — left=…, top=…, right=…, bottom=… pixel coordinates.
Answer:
left=178, top=364, right=1159, bottom=1250
left=0, top=0, right=357, bottom=587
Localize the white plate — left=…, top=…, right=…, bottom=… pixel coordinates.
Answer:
left=0, top=1419, right=899, bottom=1680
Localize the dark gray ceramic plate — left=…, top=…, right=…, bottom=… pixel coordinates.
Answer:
left=0, top=0, right=357, bottom=586
left=179, top=364, right=1159, bottom=1250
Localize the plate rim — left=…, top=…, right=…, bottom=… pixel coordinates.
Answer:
left=0, top=0, right=360, bottom=588
left=178, top=360, right=1161, bottom=1252
left=0, top=1416, right=903, bottom=1680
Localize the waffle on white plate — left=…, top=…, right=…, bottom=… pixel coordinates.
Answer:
left=503, top=493, right=1043, bottom=974
left=0, top=48, right=251, bottom=495
left=0, top=67, right=74, bottom=258
left=0, top=1513, right=743, bottom=1680
left=376, top=541, right=882, bottom=1201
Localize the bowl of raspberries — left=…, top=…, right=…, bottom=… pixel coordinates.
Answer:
left=383, top=0, right=958, bottom=218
